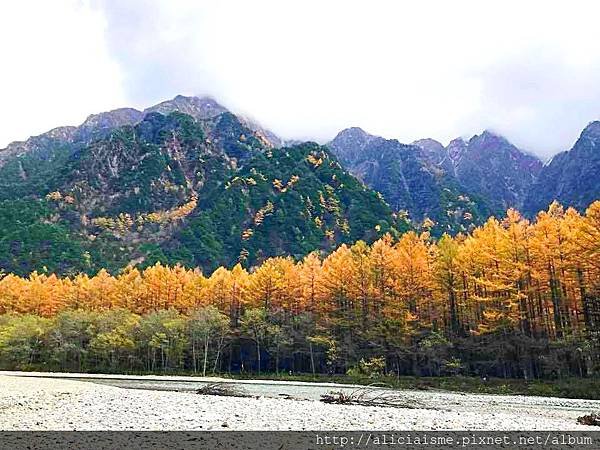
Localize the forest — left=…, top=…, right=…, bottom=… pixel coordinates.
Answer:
left=0, top=201, right=598, bottom=382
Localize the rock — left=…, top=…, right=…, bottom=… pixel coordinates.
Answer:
left=525, top=121, right=600, bottom=214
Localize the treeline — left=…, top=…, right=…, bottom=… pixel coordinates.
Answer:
left=0, top=201, right=599, bottom=379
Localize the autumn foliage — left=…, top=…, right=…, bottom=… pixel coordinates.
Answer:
left=0, top=201, right=599, bottom=378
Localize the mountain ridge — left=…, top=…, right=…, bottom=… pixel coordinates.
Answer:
left=0, top=95, right=284, bottom=163
left=1, top=94, right=599, bottom=239
left=328, top=127, right=494, bottom=234
left=524, top=120, right=600, bottom=215
left=0, top=108, right=404, bottom=276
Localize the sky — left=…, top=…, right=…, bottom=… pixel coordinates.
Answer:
left=2, top=1, right=600, bottom=159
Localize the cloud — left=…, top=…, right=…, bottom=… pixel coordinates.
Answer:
left=461, top=49, right=600, bottom=158
left=0, top=0, right=125, bottom=147
left=3, top=0, right=600, bottom=158
left=89, top=0, right=219, bottom=106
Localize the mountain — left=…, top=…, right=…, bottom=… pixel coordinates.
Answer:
left=163, top=142, right=402, bottom=270
left=449, top=131, right=543, bottom=213
left=0, top=95, right=286, bottom=199
left=328, top=128, right=444, bottom=217
left=445, top=137, right=469, bottom=173
left=411, top=138, right=454, bottom=174
left=524, top=121, right=600, bottom=215
left=144, top=95, right=282, bottom=148
left=0, top=109, right=401, bottom=276
left=0, top=109, right=260, bottom=275
left=143, top=95, right=227, bottom=119
left=0, top=126, right=76, bottom=164
left=77, top=108, right=144, bottom=140
left=0, top=109, right=143, bottom=165
left=46, top=111, right=261, bottom=216
left=329, top=128, right=492, bottom=234
left=2, top=93, right=597, bottom=276
left=415, top=131, right=543, bottom=213
left=329, top=128, right=545, bottom=233
left=0, top=95, right=279, bottom=166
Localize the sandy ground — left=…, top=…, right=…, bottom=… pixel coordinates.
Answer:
left=0, top=374, right=598, bottom=430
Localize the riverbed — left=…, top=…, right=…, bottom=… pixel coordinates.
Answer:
left=0, top=372, right=597, bottom=430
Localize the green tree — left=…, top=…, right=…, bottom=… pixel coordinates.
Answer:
left=48, top=309, right=97, bottom=371
left=137, top=309, right=187, bottom=371
left=241, top=308, right=271, bottom=374
left=187, top=306, right=229, bottom=376
left=0, top=314, right=51, bottom=369
left=89, top=309, right=139, bottom=370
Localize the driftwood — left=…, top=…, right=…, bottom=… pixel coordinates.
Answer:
left=320, top=384, right=426, bottom=409
left=577, top=413, right=600, bottom=426
left=196, top=383, right=250, bottom=398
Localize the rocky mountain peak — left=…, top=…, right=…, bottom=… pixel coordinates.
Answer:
left=142, top=95, right=283, bottom=148
left=44, top=126, right=78, bottom=139
left=524, top=120, right=600, bottom=215
left=0, top=94, right=285, bottom=170
left=412, top=138, right=445, bottom=153
left=77, top=108, right=144, bottom=142
left=332, top=127, right=374, bottom=145
left=0, top=126, right=79, bottom=164
left=453, top=130, right=542, bottom=212
left=328, top=127, right=377, bottom=164
left=144, top=95, right=228, bottom=120
left=469, top=129, right=512, bottom=148
left=331, top=127, right=375, bottom=148
left=80, top=108, right=143, bottom=130
left=448, top=137, right=467, bottom=147
left=467, top=130, right=542, bottom=170
left=445, top=137, right=468, bottom=167
left=412, top=138, right=452, bottom=171
left=580, top=121, right=600, bottom=141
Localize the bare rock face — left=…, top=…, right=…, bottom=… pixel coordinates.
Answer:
left=146, top=96, right=283, bottom=148
left=327, top=127, right=376, bottom=167
left=0, top=126, right=78, bottom=164
left=0, top=95, right=283, bottom=165
left=412, top=138, right=455, bottom=174
left=330, top=126, right=550, bottom=230
left=144, top=95, right=227, bottom=120
left=0, top=108, right=145, bottom=165
left=452, top=130, right=543, bottom=212
left=414, top=131, right=544, bottom=214
left=525, top=121, right=600, bottom=215
left=77, top=108, right=144, bottom=140
left=445, top=138, right=468, bottom=174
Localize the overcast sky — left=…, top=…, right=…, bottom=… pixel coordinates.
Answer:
left=2, top=0, right=600, bottom=159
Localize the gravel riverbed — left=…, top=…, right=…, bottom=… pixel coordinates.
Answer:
left=0, top=374, right=598, bottom=430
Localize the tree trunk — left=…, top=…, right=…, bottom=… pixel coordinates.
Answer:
left=309, top=342, right=316, bottom=376
left=213, top=337, right=224, bottom=374
left=256, top=341, right=261, bottom=375
left=192, top=340, right=197, bottom=374
left=203, top=338, right=209, bottom=377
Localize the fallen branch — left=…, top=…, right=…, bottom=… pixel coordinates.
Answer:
left=578, top=413, right=600, bottom=426
left=196, top=383, right=250, bottom=398
left=320, top=384, right=426, bottom=409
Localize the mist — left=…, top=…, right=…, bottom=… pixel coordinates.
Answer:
left=3, top=0, right=600, bottom=159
